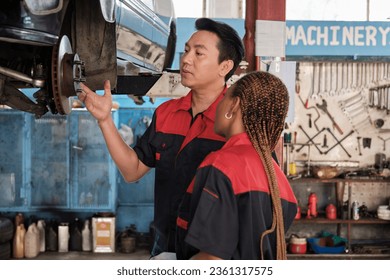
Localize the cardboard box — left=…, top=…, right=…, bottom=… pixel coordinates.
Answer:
left=92, top=217, right=115, bottom=253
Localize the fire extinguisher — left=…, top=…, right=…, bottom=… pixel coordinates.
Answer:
left=307, top=193, right=318, bottom=218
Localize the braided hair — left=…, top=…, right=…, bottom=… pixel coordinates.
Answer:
left=232, top=71, right=289, bottom=260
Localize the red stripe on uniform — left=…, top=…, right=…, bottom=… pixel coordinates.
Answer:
left=176, top=217, right=188, bottom=230
left=203, top=187, right=219, bottom=199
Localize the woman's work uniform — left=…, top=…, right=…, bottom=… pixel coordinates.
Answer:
left=133, top=89, right=226, bottom=254
left=176, top=132, right=298, bottom=260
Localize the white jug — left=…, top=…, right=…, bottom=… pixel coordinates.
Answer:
left=37, top=220, right=46, bottom=252
left=58, top=223, right=69, bottom=253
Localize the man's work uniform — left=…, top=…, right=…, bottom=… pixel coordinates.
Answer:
left=176, top=133, right=298, bottom=260
left=133, top=89, right=227, bottom=254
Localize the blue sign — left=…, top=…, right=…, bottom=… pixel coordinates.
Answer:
left=174, top=18, right=390, bottom=64
left=286, top=20, right=390, bottom=57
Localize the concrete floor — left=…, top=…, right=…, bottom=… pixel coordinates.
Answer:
left=21, top=249, right=151, bottom=260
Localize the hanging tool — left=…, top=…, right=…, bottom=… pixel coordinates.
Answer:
left=378, top=136, right=390, bottom=151
left=305, top=63, right=318, bottom=108
left=324, top=128, right=354, bottom=157
left=357, top=136, right=362, bottom=156
left=307, top=114, right=312, bottom=128
left=316, top=99, right=344, bottom=135
left=296, top=79, right=321, bottom=131
left=322, top=134, right=328, bottom=148
left=363, top=138, right=371, bottom=148
left=297, top=126, right=325, bottom=154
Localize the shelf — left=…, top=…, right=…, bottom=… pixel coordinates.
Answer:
left=293, top=217, right=390, bottom=225
left=287, top=253, right=390, bottom=260
left=289, top=177, right=390, bottom=184
left=288, top=177, right=390, bottom=259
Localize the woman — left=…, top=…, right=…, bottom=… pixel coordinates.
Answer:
left=175, top=71, right=298, bottom=260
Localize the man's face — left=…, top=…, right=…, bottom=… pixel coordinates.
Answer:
left=180, top=30, right=223, bottom=90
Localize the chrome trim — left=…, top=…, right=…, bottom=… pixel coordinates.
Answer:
left=0, top=27, right=58, bottom=46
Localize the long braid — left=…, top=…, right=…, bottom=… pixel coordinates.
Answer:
left=233, top=71, right=289, bottom=260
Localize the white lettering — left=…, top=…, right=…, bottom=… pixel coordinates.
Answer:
left=307, top=26, right=316, bottom=45
left=285, top=26, right=296, bottom=45
left=342, top=26, right=354, bottom=46
left=329, top=26, right=340, bottom=46
left=378, top=26, right=390, bottom=46
left=286, top=23, right=390, bottom=54
left=295, top=25, right=307, bottom=45
left=317, top=26, right=328, bottom=46
left=365, top=26, right=377, bottom=46
left=354, top=26, right=365, bottom=46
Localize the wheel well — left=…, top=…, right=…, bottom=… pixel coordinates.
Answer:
left=163, top=20, right=177, bottom=70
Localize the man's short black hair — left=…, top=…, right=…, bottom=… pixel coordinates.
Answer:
left=195, top=18, right=245, bottom=82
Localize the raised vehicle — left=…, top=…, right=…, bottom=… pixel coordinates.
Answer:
left=0, top=0, right=176, bottom=117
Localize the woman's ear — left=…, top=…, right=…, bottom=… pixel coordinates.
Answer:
left=230, top=96, right=241, bottom=114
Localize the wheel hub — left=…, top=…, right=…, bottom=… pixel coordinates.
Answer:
left=51, top=35, right=85, bottom=114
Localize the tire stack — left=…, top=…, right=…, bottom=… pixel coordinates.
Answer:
left=0, top=217, right=14, bottom=259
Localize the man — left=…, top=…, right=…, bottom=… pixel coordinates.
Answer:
left=78, top=18, right=244, bottom=257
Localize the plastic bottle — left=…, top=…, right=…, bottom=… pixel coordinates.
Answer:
left=46, top=223, right=58, bottom=251
left=294, top=205, right=301, bottom=220
left=308, top=193, right=318, bottom=218
left=326, top=203, right=337, bottom=220
left=13, top=223, right=26, bottom=259
left=15, top=213, right=24, bottom=227
left=24, top=223, right=40, bottom=258
left=37, top=220, right=46, bottom=252
left=58, top=223, right=69, bottom=252
left=82, top=219, right=92, bottom=252
left=352, top=201, right=360, bottom=220
left=69, top=218, right=82, bottom=251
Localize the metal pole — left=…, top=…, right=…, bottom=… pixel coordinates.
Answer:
left=243, top=0, right=256, bottom=72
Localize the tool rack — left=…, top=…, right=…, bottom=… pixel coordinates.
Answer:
left=287, top=177, right=390, bottom=259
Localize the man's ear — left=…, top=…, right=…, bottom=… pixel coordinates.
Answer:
left=219, top=60, right=234, bottom=77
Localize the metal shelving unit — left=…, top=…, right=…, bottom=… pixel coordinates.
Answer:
left=288, top=177, right=390, bottom=259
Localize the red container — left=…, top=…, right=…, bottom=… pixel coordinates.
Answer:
left=307, top=193, right=318, bottom=218
left=289, top=235, right=307, bottom=254
left=326, top=204, right=337, bottom=220
left=295, top=205, right=301, bottom=220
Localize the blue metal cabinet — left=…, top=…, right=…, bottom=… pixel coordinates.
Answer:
left=68, top=110, right=117, bottom=210
left=0, top=109, right=118, bottom=212
left=0, top=111, right=29, bottom=210
left=30, top=114, right=69, bottom=208
left=115, top=107, right=155, bottom=233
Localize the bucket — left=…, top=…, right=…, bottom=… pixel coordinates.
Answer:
left=289, top=235, right=307, bottom=254
left=120, top=237, right=136, bottom=253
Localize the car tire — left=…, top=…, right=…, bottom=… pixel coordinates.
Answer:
left=0, top=217, right=14, bottom=243
left=0, top=242, right=11, bottom=260
left=163, top=21, right=177, bottom=70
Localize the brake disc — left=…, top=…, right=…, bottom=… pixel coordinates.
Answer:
left=51, top=35, right=85, bottom=115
